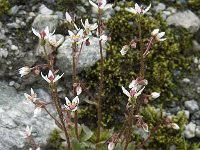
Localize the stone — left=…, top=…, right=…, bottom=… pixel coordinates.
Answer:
left=184, top=110, right=190, bottom=119
left=154, top=3, right=166, bottom=13
left=191, top=111, right=200, bottom=120
left=182, top=78, right=191, bottom=83
left=56, top=36, right=106, bottom=75
left=195, top=126, right=200, bottom=137
left=0, top=48, right=8, bottom=58
left=0, top=81, right=56, bottom=149
left=193, top=57, right=199, bottom=64
left=9, top=5, right=19, bottom=15
left=11, top=45, right=18, bottom=51
left=166, top=7, right=177, bottom=14
left=183, top=122, right=196, bottom=139
left=193, top=40, right=200, bottom=52
left=32, top=14, right=59, bottom=32
left=7, top=22, right=21, bottom=29
left=167, top=10, right=200, bottom=33
left=39, top=4, right=53, bottom=15
left=184, top=100, right=199, bottom=113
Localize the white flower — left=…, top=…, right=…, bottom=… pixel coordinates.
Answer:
left=19, top=66, right=31, bottom=77
left=99, top=35, right=108, bottom=41
left=125, top=3, right=151, bottom=15
left=108, top=142, right=115, bottom=150
left=64, top=96, right=79, bottom=111
left=33, top=107, right=42, bottom=117
left=76, top=84, right=82, bottom=95
left=24, top=88, right=38, bottom=103
left=32, top=26, right=55, bottom=40
left=151, top=92, right=160, bottom=99
left=68, top=29, right=85, bottom=44
left=65, top=12, right=72, bottom=23
left=19, top=126, right=32, bottom=138
left=48, top=35, right=64, bottom=48
left=120, top=45, right=129, bottom=55
left=142, top=123, right=149, bottom=132
left=122, top=78, right=148, bottom=98
left=41, top=70, right=64, bottom=83
left=171, top=123, right=180, bottom=130
left=151, top=29, right=166, bottom=41
left=89, top=0, right=113, bottom=11
left=81, top=19, right=98, bottom=35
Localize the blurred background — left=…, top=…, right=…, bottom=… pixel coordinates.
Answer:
left=0, top=0, right=200, bottom=149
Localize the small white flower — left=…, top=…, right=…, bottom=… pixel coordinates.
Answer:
left=151, top=29, right=166, bottom=41
left=68, top=29, right=85, bottom=44
left=19, top=125, right=32, bottom=138
left=171, top=123, right=180, bottom=130
left=151, top=92, right=160, bottom=99
left=33, top=107, right=42, bottom=117
left=108, top=142, right=115, bottom=150
left=32, top=26, right=55, bottom=40
left=64, top=96, right=79, bottom=111
left=76, top=84, right=82, bottom=95
left=142, top=123, right=149, bottom=132
left=99, top=35, right=108, bottom=41
left=48, top=35, right=64, bottom=48
left=41, top=70, right=64, bottom=83
left=81, top=19, right=98, bottom=35
left=125, top=3, right=151, bottom=15
left=19, top=66, right=31, bottom=77
left=120, top=45, right=129, bottom=55
left=89, top=0, right=113, bottom=11
left=24, top=88, right=38, bottom=103
left=65, top=12, right=72, bottom=23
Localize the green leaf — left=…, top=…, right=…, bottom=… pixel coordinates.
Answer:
left=80, top=124, right=94, bottom=142
left=114, top=143, right=122, bottom=150
left=71, top=138, right=86, bottom=150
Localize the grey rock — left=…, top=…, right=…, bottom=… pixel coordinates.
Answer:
left=154, top=3, right=166, bottom=13
left=183, top=122, right=196, bottom=139
left=56, top=36, right=106, bottom=75
left=196, top=120, right=200, bottom=126
left=163, top=10, right=171, bottom=16
left=7, top=22, right=21, bottom=29
left=170, top=145, right=176, bottom=150
left=185, top=100, right=199, bottom=113
left=193, top=57, right=199, bottom=64
left=0, top=48, right=8, bottom=58
left=0, top=81, right=56, bottom=149
left=32, top=14, right=59, bottom=32
left=9, top=5, right=19, bottom=15
left=11, top=45, right=18, bottom=51
left=193, top=40, right=200, bottom=52
left=182, top=78, right=191, bottom=83
left=195, top=126, right=200, bottom=137
left=44, top=0, right=55, bottom=3
left=55, top=11, right=64, bottom=19
left=184, top=110, right=190, bottom=119
left=166, top=7, right=177, bottom=14
left=167, top=10, right=200, bottom=33
left=191, top=111, right=200, bottom=120
left=77, top=6, right=86, bottom=14
left=39, top=4, right=53, bottom=15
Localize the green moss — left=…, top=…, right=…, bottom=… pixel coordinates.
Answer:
left=0, top=0, right=10, bottom=17
left=80, top=2, right=193, bottom=128
left=44, top=129, right=65, bottom=150
left=188, top=0, right=200, bottom=10
left=135, top=106, right=199, bottom=150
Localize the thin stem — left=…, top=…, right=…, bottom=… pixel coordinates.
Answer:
left=96, top=13, right=104, bottom=143
left=136, top=122, right=162, bottom=150
left=51, top=87, right=72, bottom=150
left=43, top=46, right=50, bottom=68
left=43, top=106, right=62, bottom=128
left=72, top=48, right=79, bottom=140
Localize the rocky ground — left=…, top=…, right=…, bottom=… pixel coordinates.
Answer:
left=0, top=0, right=200, bottom=149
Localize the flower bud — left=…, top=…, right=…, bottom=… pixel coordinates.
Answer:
left=171, top=123, right=180, bottom=130
left=151, top=92, right=160, bottom=99
left=19, top=66, right=31, bottom=77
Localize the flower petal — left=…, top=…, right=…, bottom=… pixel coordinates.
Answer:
left=89, top=0, right=98, bottom=8
left=33, top=107, right=41, bottom=117
left=72, top=96, right=79, bottom=104
left=53, top=73, right=64, bottom=83
left=32, top=28, right=41, bottom=39
left=103, top=4, right=113, bottom=10
left=135, top=3, right=141, bottom=14
left=143, top=3, right=151, bottom=14
left=41, top=72, right=51, bottom=83
left=122, top=86, right=130, bottom=97
left=157, top=32, right=165, bottom=39
left=65, top=12, right=72, bottom=23
left=65, top=97, right=71, bottom=105
left=125, top=8, right=137, bottom=14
